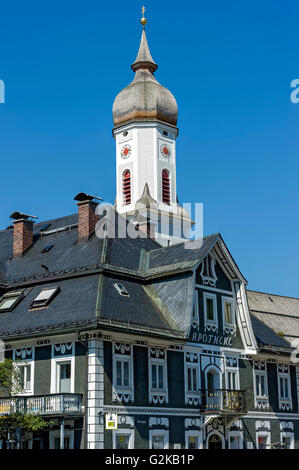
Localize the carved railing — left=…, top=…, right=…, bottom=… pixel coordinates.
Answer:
left=0, top=394, right=83, bottom=416
left=200, top=389, right=246, bottom=414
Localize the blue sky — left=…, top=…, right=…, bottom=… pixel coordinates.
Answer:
left=0, top=0, right=298, bottom=297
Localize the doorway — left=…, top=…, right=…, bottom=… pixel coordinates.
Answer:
left=207, top=433, right=224, bottom=449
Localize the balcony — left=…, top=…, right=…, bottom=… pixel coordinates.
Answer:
left=200, top=389, right=247, bottom=415
left=0, top=393, right=83, bottom=417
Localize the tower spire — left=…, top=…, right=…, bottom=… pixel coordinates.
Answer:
left=131, top=8, right=157, bottom=73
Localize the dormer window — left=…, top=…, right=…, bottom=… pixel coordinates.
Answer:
left=200, top=255, right=217, bottom=287
left=0, top=292, right=23, bottom=312
left=30, top=287, right=59, bottom=309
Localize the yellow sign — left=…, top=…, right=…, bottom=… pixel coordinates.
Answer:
left=105, top=413, right=117, bottom=430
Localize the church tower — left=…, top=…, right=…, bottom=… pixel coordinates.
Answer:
left=112, top=10, right=192, bottom=246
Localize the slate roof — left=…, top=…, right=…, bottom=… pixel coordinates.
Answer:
left=0, top=275, right=100, bottom=339
left=247, top=290, right=299, bottom=343
left=0, top=213, right=184, bottom=340
left=0, top=210, right=296, bottom=351
left=250, top=313, right=292, bottom=350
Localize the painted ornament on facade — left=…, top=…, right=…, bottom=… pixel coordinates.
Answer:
left=160, top=143, right=171, bottom=159
left=121, top=144, right=131, bottom=159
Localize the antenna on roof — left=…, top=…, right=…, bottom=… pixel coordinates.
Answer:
left=74, top=192, right=103, bottom=202
left=10, top=211, right=38, bottom=221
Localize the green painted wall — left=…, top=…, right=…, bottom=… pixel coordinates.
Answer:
left=34, top=345, right=51, bottom=395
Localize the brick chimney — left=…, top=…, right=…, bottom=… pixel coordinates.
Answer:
left=74, top=193, right=102, bottom=243
left=10, top=212, right=37, bottom=258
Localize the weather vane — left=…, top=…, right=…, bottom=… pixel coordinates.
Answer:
left=141, top=5, right=147, bottom=28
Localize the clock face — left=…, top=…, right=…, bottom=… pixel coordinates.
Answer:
left=121, top=144, right=131, bottom=159
left=160, top=143, right=171, bottom=159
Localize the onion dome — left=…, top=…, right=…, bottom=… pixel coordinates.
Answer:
left=113, top=25, right=178, bottom=128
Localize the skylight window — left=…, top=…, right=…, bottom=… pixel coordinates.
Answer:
left=0, top=292, right=23, bottom=313
left=113, top=283, right=129, bottom=297
left=41, top=244, right=54, bottom=254
left=40, top=223, right=51, bottom=232
left=30, top=287, right=59, bottom=309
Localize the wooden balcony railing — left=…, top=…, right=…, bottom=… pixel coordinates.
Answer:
left=200, top=389, right=247, bottom=414
left=0, top=393, right=83, bottom=416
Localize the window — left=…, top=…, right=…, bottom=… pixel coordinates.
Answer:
left=203, top=292, right=218, bottom=330
left=151, top=363, right=164, bottom=390
left=113, top=430, right=134, bottom=449
left=279, top=376, right=289, bottom=399
left=162, top=169, right=170, bottom=205
left=227, top=371, right=237, bottom=390
left=257, top=433, right=270, bottom=449
left=187, top=366, right=198, bottom=392
left=113, top=343, right=134, bottom=402
left=19, top=364, right=31, bottom=391
left=277, top=364, right=292, bottom=410
left=185, top=432, right=202, bottom=450
left=30, top=287, right=59, bottom=309
left=123, top=169, right=131, bottom=205
left=222, top=296, right=235, bottom=333
left=41, top=244, right=53, bottom=254
left=57, top=361, right=71, bottom=393
left=206, top=298, right=214, bottom=321
left=149, top=430, right=169, bottom=449
left=281, top=433, right=294, bottom=449
left=0, top=292, right=23, bottom=312
left=113, top=283, right=129, bottom=297
left=253, top=362, right=269, bottom=409
left=229, top=432, right=243, bottom=449
left=116, top=359, right=130, bottom=388
left=256, top=372, right=267, bottom=397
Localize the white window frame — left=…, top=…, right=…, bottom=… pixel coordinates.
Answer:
left=150, top=360, right=167, bottom=392
left=13, top=349, right=35, bottom=396
left=277, top=364, right=292, bottom=410
left=113, top=429, right=134, bottom=449
left=222, top=296, right=236, bottom=332
left=280, top=431, right=294, bottom=449
left=253, top=368, right=269, bottom=408
left=185, top=430, right=203, bottom=450
left=51, top=348, right=75, bottom=394
left=228, top=430, right=243, bottom=449
left=226, top=368, right=239, bottom=391
left=113, top=348, right=134, bottom=401
left=185, top=364, right=199, bottom=393
left=203, top=292, right=218, bottom=331
left=256, top=431, right=271, bottom=449
left=149, top=430, right=169, bottom=449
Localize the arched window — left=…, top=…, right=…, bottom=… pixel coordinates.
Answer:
left=123, top=169, right=131, bottom=205
left=162, top=169, right=170, bottom=205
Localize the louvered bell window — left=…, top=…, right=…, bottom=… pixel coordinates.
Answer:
left=123, top=170, right=131, bottom=205
left=162, top=169, right=170, bottom=205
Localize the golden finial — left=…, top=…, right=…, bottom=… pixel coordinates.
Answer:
left=141, top=6, right=147, bottom=28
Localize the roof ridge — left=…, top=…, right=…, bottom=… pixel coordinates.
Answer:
left=147, top=233, right=220, bottom=254
left=247, top=289, right=299, bottom=301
